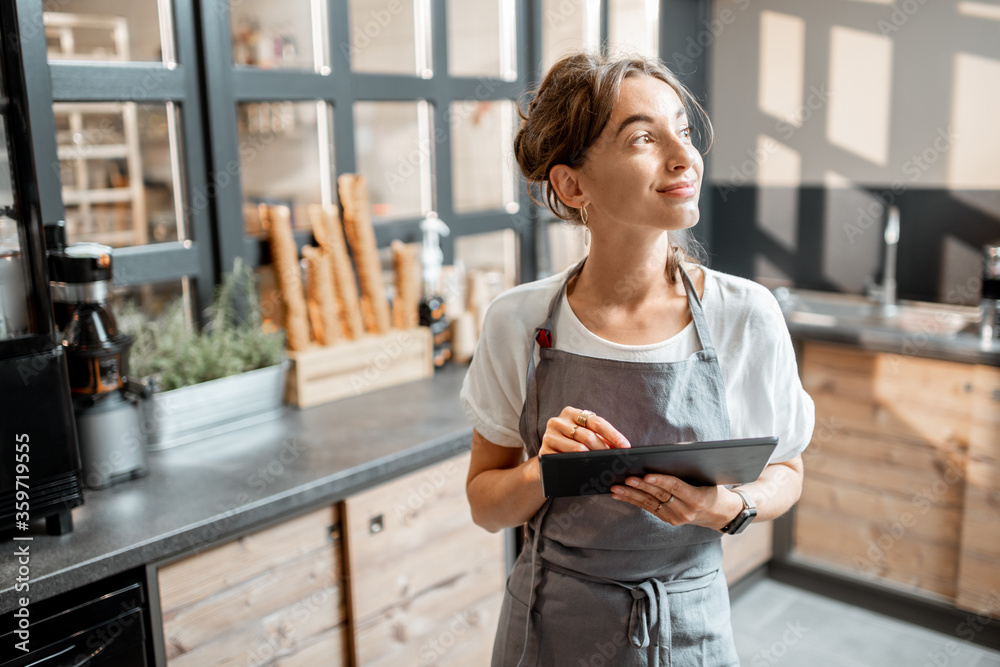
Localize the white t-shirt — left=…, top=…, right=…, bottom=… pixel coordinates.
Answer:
left=459, top=264, right=815, bottom=464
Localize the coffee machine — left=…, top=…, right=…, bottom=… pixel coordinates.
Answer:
left=46, top=223, right=149, bottom=489
left=0, top=25, right=83, bottom=535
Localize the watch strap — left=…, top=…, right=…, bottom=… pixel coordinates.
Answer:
left=720, top=487, right=756, bottom=534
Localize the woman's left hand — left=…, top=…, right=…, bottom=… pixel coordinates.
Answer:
left=610, top=474, right=744, bottom=530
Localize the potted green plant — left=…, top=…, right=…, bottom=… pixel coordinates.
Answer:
left=119, top=258, right=287, bottom=450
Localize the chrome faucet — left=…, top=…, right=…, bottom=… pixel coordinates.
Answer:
left=880, top=206, right=899, bottom=309
left=866, top=206, right=900, bottom=312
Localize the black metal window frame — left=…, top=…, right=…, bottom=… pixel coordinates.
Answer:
left=11, top=0, right=709, bottom=321
left=13, top=0, right=216, bottom=312
left=200, top=0, right=539, bottom=284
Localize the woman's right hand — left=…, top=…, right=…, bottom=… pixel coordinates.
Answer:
left=539, top=406, right=631, bottom=456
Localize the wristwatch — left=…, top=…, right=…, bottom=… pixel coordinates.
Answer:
left=719, top=488, right=757, bottom=535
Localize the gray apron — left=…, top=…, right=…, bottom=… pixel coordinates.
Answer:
left=493, top=259, right=741, bottom=667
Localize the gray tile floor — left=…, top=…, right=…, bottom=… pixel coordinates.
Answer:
left=731, top=579, right=1000, bottom=667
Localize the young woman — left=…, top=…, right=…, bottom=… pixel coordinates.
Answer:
left=461, top=52, right=815, bottom=666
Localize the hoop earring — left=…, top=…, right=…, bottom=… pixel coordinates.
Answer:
left=579, top=206, right=590, bottom=246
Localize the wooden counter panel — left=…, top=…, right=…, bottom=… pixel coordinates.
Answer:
left=794, top=342, right=973, bottom=602
left=795, top=505, right=959, bottom=599
left=956, top=365, right=1000, bottom=618
left=721, top=521, right=772, bottom=584
left=343, top=452, right=506, bottom=665
left=159, top=505, right=348, bottom=666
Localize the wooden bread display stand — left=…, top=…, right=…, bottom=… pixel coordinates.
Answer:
left=285, top=327, right=433, bottom=408
left=268, top=184, right=433, bottom=409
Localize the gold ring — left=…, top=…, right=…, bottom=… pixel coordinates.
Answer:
left=576, top=410, right=595, bottom=428
left=568, top=425, right=578, bottom=439
left=664, top=494, right=674, bottom=505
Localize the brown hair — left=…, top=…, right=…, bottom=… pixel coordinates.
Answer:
left=515, top=51, right=712, bottom=280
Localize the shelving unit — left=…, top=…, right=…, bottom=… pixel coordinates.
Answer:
left=45, top=13, right=146, bottom=247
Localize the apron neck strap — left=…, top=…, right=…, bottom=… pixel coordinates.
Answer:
left=533, top=256, right=715, bottom=354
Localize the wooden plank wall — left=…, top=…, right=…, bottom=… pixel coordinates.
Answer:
left=794, top=342, right=973, bottom=601
left=722, top=521, right=772, bottom=585
left=342, top=451, right=505, bottom=667
left=159, top=506, right=348, bottom=666
left=956, top=365, right=1000, bottom=619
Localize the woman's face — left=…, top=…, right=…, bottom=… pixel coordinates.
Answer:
left=573, top=75, right=704, bottom=234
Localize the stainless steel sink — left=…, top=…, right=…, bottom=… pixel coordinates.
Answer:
left=771, top=287, right=981, bottom=338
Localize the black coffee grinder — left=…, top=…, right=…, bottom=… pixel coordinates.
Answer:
left=46, top=222, right=148, bottom=489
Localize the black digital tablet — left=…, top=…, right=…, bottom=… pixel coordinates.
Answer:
left=538, top=436, right=778, bottom=498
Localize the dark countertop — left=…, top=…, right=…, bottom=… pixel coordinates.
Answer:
left=785, top=321, right=1000, bottom=367
left=0, top=364, right=474, bottom=614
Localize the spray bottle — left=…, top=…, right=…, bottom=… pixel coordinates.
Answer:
left=418, top=213, right=452, bottom=367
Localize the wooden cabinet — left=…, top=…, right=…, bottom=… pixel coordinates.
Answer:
left=792, top=341, right=1000, bottom=607
left=155, top=452, right=505, bottom=666
left=956, top=365, right=1000, bottom=618
left=342, top=452, right=506, bottom=666
left=722, top=522, right=772, bottom=585
left=158, top=506, right=349, bottom=666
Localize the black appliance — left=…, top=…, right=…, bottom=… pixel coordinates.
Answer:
left=0, top=2, right=84, bottom=535
left=46, top=224, right=148, bottom=489
left=0, top=570, right=151, bottom=666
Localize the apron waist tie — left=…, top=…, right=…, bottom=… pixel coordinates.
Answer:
left=539, top=558, right=719, bottom=667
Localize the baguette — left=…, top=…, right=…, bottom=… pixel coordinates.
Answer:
left=391, top=240, right=420, bottom=329
left=307, top=204, right=365, bottom=339
left=337, top=174, right=392, bottom=335
left=302, top=245, right=340, bottom=346
left=262, top=204, right=310, bottom=351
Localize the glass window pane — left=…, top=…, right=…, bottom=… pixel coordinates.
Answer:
left=231, top=0, right=326, bottom=71
left=44, top=1, right=172, bottom=64
left=238, top=101, right=334, bottom=235
left=112, top=277, right=192, bottom=322
left=450, top=100, right=516, bottom=213
left=55, top=102, right=185, bottom=248
left=447, top=0, right=516, bottom=80
left=349, top=0, right=431, bottom=76
left=541, top=0, right=600, bottom=73
left=608, top=0, right=659, bottom=58
left=353, top=101, right=433, bottom=219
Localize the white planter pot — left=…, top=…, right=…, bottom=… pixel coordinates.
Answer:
left=142, top=360, right=288, bottom=451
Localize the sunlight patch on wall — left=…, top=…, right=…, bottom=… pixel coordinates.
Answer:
left=756, top=135, right=800, bottom=253
left=958, top=1, right=1000, bottom=21
left=947, top=52, right=1000, bottom=189
left=758, top=11, right=805, bottom=126
left=824, top=171, right=853, bottom=188
left=827, top=26, right=893, bottom=166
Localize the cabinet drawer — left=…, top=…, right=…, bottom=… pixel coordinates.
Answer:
left=343, top=452, right=505, bottom=666
left=158, top=506, right=348, bottom=666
